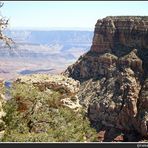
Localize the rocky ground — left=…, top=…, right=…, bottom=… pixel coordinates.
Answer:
left=15, top=74, right=81, bottom=111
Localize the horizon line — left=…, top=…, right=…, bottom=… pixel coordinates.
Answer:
left=7, top=27, right=94, bottom=31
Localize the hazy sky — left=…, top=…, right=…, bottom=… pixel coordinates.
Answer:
left=1, top=1, right=148, bottom=30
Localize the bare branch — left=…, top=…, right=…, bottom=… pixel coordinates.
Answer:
left=0, top=2, right=4, bottom=8
left=0, top=2, right=14, bottom=48
left=0, top=34, right=15, bottom=48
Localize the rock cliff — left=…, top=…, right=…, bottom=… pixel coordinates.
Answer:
left=64, top=16, right=148, bottom=141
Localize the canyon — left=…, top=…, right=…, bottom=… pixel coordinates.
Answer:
left=0, top=30, right=93, bottom=80
left=0, top=16, right=148, bottom=142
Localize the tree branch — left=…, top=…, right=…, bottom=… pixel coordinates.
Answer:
left=0, top=2, right=14, bottom=48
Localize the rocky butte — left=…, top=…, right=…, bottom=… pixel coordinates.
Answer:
left=64, top=16, right=148, bottom=141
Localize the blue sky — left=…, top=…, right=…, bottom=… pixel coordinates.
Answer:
left=1, top=1, right=148, bottom=30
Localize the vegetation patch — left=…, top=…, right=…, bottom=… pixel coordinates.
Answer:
left=2, top=82, right=98, bottom=142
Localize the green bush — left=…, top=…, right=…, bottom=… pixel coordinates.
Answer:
left=2, top=83, right=98, bottom=142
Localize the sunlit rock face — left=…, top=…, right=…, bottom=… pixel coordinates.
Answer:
left=64, top=16, right=148, bottom=139
left=91, top=16, right=148, bottom=55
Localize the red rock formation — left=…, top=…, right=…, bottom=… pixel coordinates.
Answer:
left=91, top=16, right=148, bottom=57
left=64, top=16, right=148, bottom=141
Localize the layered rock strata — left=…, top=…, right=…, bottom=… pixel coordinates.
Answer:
left=64, top=16, right=148, bottom=139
